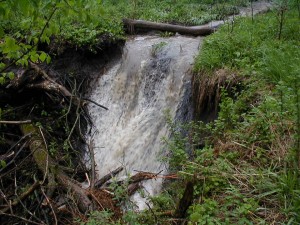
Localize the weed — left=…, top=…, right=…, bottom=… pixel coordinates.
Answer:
left=151, top=41, right=167, bottom=57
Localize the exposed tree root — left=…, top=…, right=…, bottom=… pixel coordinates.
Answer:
left=192, top=69, right=242, bottom=122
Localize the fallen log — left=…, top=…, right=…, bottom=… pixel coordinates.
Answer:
left=20, top=124, right=93, bottom=213
left=123, top=18, right=215, bottom=36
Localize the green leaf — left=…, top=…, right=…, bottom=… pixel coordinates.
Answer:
left=0, top=160, right=6, bottom=169
left=190, top=212, right=201, bottom=222
left=0, top=27, right=4, bottom=38
left=0, top=76, right=5, bottom=85
left=2, top=37, right=20, bottom=53
left=39, top=52, right=47, bottom=62
left=33, top=37, right=39, bottom=45
left=46, top=55, right=51, bottom=64
left=30, top=51, right=39, bottom=62
left=0, top=63, right=5, bottom=70
left=40, top=34, right=50, bottom=44
left=8, top=72, right=15, bottom=80
left=0, top=6, right=6, bottom=18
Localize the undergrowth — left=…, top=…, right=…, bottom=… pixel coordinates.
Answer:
left=103, top=0, right=248, bottom=26
left=178, top=4, right=299, bottom=225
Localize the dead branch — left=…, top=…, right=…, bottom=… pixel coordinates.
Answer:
left=82, top=98, right=108, bottom=110
left=127, top=183, right=142, bottom=196
left=0, top=212, right=44, bottom=225
left=88, top=136, right=96, bottom=189
left=94, top=166, right=124, bottom=188
left=27, top=62, right=108, bottom=110
left=128, top=170, right=163, bottom=184
left=174, top=181, right=194, bottom=218
left=0, top=181, right=41, bottom=214
left=0, top=151, right=14, bottom=161
left=0, top=120, right=32, bottom=124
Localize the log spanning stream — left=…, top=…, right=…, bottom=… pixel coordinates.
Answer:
left=88, top=35, right=202, bottom=208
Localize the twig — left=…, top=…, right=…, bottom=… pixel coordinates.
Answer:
left=0, top=181, right=40, bottom=213
left=82, top=98, right=109, bottom=110
left=66, top=94, right=81, bottom=150
left=145, top=201, right=158, bottom=224
left=0, top=141, right=27, bottom=173
left=88, top=134, right=96, bottom=189
left=0, top=120, right=32, bottom=124
left=85, top=173, right=91, bottom=187
left=40, top=186, right=58, bottom=225
left=0, top=151, right=14, bottom=161
left=0, top=189, right=11, bottom=213
left=0, top=212, right=44, bottom=225
left=39, top=127, right=49, bottom=185
left=89, top=191, right=105, bottom=210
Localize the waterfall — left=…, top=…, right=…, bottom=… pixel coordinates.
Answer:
left=88, top=35, right=202, bottom=209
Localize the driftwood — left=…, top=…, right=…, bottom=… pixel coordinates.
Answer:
left=123, top=18, right=215, bottom=36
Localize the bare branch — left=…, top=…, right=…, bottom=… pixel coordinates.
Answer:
left=0, top=181, right=41, bottom=213
left=0, top=120, right=32, bottom=124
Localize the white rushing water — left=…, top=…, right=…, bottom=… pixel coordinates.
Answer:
left=88, top=35, right=201, bottom=209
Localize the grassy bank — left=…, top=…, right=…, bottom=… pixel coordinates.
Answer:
left=167, top=4, right=300, bottom=225
left=102, top=0, right=247, bottom=26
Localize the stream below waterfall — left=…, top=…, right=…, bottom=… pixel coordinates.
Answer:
left=88, top=35, right=202, bottom=209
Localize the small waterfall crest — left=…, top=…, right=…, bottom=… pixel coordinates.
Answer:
left=88, top=35, right=202, bottom=208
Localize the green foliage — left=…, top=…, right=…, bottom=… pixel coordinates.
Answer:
left=102, top=0, right=249, bottom=26
left=0, top=0, right=124, bottom=81
left=162, top=5, right=300, bottom=224
left=194, top=9, right=299, bottom=73
left=82, top=210, right=121, bottom=225
left=0, top=160, right=7, bottom=169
